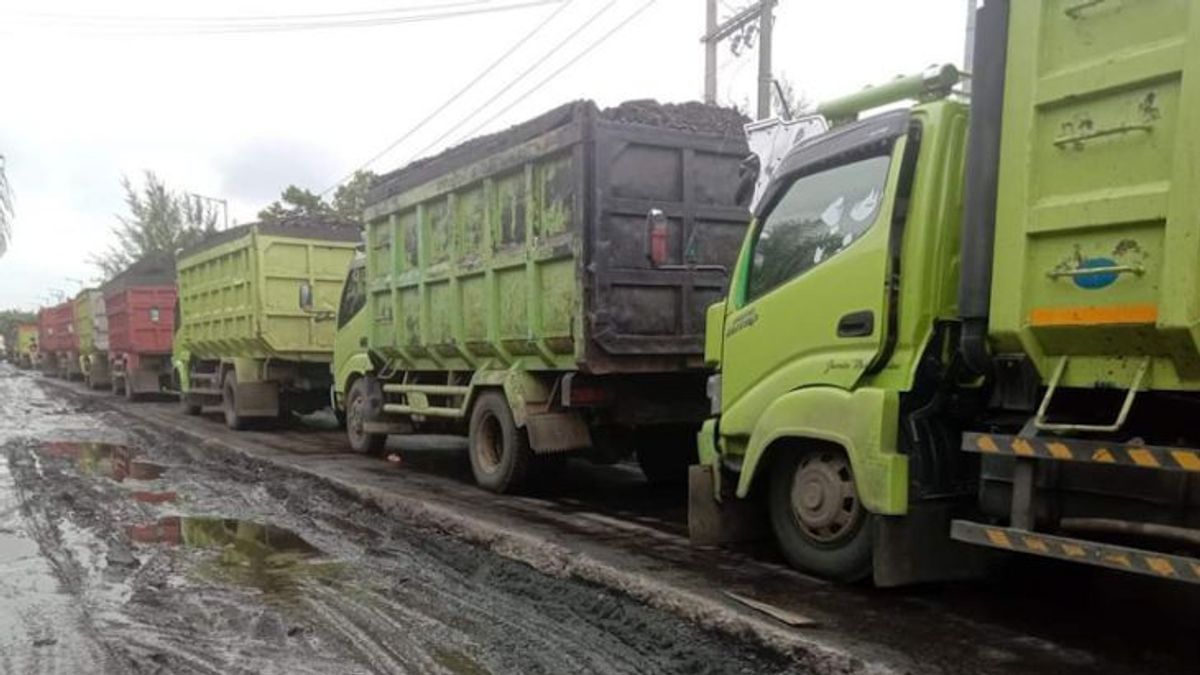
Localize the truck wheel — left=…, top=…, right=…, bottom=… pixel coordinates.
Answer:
left=177, top=370, right=202, bottom=415
left=634, top=426, right=697, bottom=485
left=468, top=391, right=531, bottom=494
left=179, top=392, right=202, bottom=416
left=125, top=375, right=142, bottom=402
left=111, top=377, right=122, bottom=397
left=768, top=447, right=874, bottom=583
left=346, top=378, right=385, bottom=454
left=222, top=371, right=248, bottom=430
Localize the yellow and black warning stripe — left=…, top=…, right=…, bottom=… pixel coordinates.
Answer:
left=962, top=432, right=1200, bottom=472
left=951, top=520, right=1200, bottom=584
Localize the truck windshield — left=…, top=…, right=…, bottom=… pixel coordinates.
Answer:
left=746, top=154, right=891, bottom=301
left=337, top=266, right=367, bottom=329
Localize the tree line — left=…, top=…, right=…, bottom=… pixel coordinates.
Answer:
left=92, top=169, right=376, bottom=281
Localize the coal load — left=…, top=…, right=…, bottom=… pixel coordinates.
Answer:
left=599, top=99, right=750, bottom=137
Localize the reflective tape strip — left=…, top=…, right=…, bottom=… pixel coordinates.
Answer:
left=950, top=520, right=1200, bottom=584
left=962, top=433, right=1200, bottom=473
left=1029, top=303, right=1158, bottom=327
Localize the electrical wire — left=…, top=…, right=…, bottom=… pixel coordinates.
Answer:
left=403, top=0, right=620, bottom=164
left=321, top=0, right=577, bottom=194
left=449, top=0, right=660, bottom=145
left=7, top=1, right=490, bottom=24
left=4, top=0, right=565, bottom=36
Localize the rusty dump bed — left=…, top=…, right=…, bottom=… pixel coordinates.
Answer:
left=102, top=253, right=177, bottom=356
left=363, top=100, right=751, bottom=375
left=39, top=302, right=77, bottom=353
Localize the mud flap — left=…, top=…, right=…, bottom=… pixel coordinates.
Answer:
left=526, top=412, right=590, bottom=454
left=687, top=465, right=768, bottom=546
left=128, top=370, right=163, bottom=395
left=872, top=502, right=993, bottom=587
left=233, top=381, right=280, bottom=418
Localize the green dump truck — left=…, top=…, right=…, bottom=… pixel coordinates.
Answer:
left=327, top=100, right=750, bottom=492
left=175, top=218, right=359, bottom=428
left=73, top=288, right=111, bottom=390
left=14, top=323, right=37, bottom=369
left=695, top=0, right=1200, bottom=586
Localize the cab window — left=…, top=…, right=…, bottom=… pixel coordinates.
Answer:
left=337, top=266, right=367, bottom=329
left=746, top=155, right=891, bottom=302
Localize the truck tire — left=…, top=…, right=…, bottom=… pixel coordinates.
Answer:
left=767, top=447, right=874, bottom=583
left=222, top=371, right=248, bottom=430
left=179, top=392, right=202, bottom=416
left=468, top=391, right=531, bottom=494
left=176, top=370, right=202, bottom=415
left=125, top=376, right=141, bottom=402
left=634, top=425, right=697, bottom=485
left=346, top=378, right=385, bottom=455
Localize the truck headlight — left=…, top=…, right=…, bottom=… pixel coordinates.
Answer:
left=706, top=374, right=722, bottom=415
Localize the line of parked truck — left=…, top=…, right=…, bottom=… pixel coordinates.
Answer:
left=9, top=0, right=1200, bottom=589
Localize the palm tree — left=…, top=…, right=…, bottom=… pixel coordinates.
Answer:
left=0, top=154, right=12, bottom=257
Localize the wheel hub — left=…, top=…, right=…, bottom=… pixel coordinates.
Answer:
left=789, top=453, right=862, bottom=544
left=475, top=413, right=503, bottom=473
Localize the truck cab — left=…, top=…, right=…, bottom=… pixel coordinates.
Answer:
left=699, top=82, right=972, bottom=582
left=701, top=0, right=1200, bottom=587
left=330, top=254, right=376, bottom=442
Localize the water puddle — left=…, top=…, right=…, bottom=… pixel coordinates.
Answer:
left=432, top=647, right=489, bottom=675
left=128, top=517, right=341, bottom=597
left=36, top=441, right=168, bottom=483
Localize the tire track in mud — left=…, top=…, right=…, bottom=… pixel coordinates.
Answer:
left=1, top=369, right=806, bottom=675
left=2, top=446, right=122, bottom=675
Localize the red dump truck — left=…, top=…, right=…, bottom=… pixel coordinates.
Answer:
left=38, top=301, right=79, bottom=379
left=102, top=254, right=178, bottom=401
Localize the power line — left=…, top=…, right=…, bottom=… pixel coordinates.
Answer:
left=7, top=1, right=490, bottom=24
left=403, top=0, right=620, bottom=164
left=450, top=0, right=660, bottom=145
left=321, top=0, right=577, bottom=195
left=6, top=1, right=566, bottom=36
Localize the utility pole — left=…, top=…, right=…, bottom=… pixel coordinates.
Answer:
left=700, top=1, right=778, bottom=118
left=187, top=192, right=229, bottom=231
left=756, top=3, right=773, bottom=119
left=963, top=0, right=978, bottom=94
left=704, top=0, right=717, bottom=104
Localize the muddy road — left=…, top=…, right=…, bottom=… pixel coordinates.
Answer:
left=0, top=366, right=802, bottom=675
left=7, top=364, right=1200, bottom=675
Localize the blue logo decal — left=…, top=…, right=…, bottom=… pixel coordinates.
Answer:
left=1073, top=257, right=1119, bottom=289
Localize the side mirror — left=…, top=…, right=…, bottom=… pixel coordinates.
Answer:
left=299, top=282, right=314, bottom=311
left=735, top=153, right=761, bottom=208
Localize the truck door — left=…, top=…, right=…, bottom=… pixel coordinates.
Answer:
left=720, top=112, right=915, bottom=421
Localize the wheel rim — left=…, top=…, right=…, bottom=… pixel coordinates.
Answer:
left=788, top=452, right=863, bottom=545
left=474, top=412, right=504, bottom=474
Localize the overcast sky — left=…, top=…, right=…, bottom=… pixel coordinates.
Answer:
left=0, top=0, right=968, bottom=310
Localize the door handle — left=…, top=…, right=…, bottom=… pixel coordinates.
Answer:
left=837, top=311, right=875, bottom=338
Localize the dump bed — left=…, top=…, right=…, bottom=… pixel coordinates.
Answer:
left=101, top=252, right=177, bottom=356
left=106, top=287, right=175, bottom=355
left=363, top=100, right=750, bottom=374
left=990, top=0, right=1200, bottom=390
left=176, top=220, right=359, bottom=361
left=17, top=324, right=37, bottom=353
left=73, top=289, right=108, bottom=354
left=39, top=302, right=77, bottom=353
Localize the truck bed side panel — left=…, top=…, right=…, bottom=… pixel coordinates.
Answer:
left=176, top=224, right=357, bottom=361
left=991, top=0, right=1199, bottom=389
